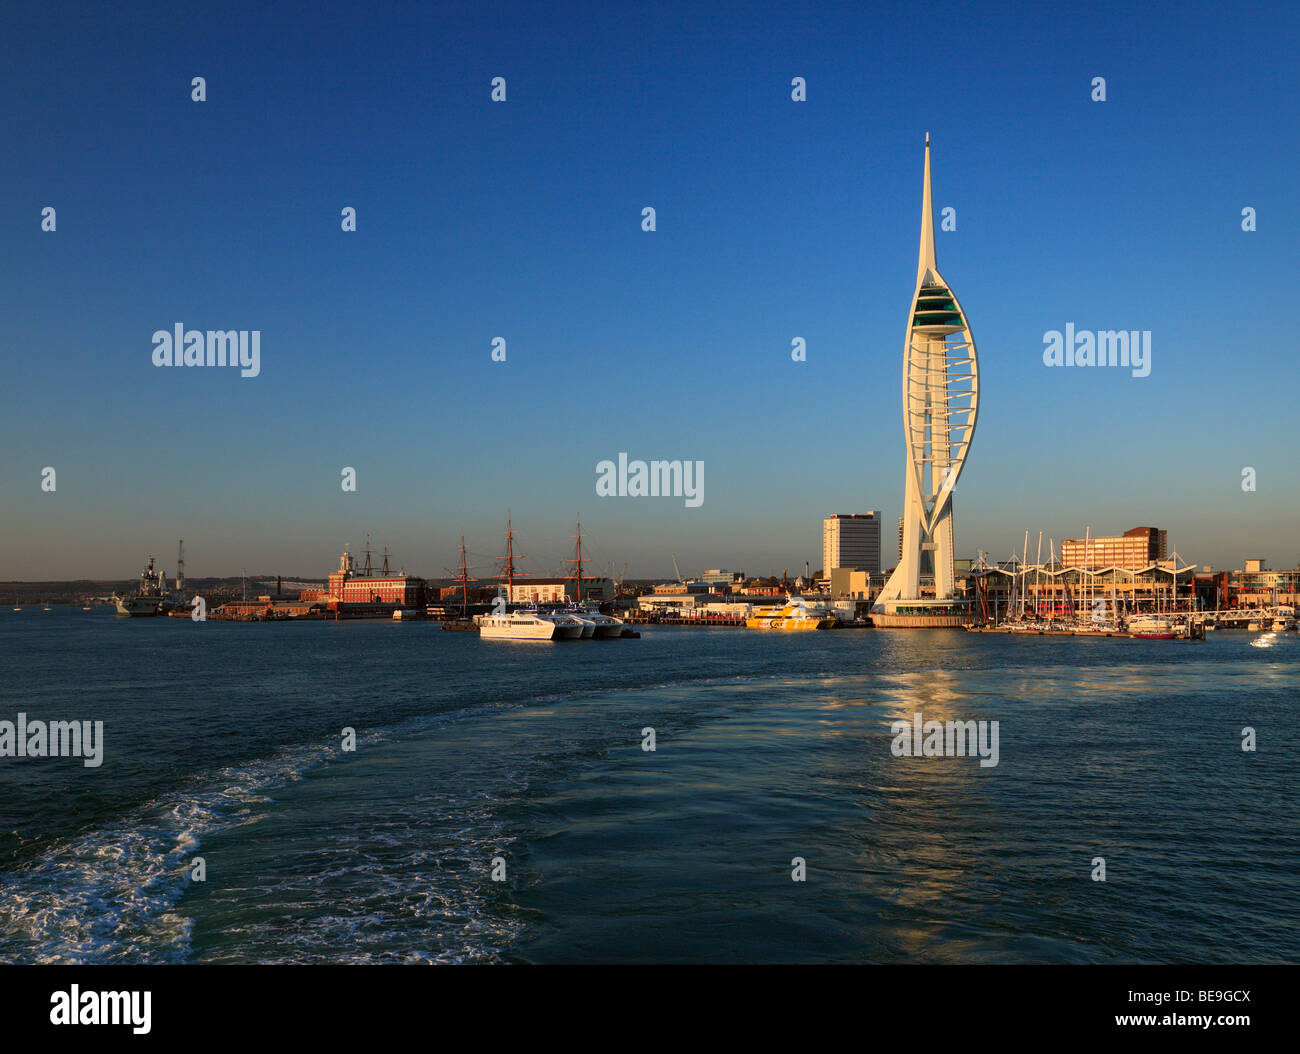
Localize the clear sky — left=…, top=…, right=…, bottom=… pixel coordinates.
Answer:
left=2, top=0, right=1297, bottom=581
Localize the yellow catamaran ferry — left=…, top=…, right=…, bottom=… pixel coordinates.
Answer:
left=745, top=598, right=836, bottom=631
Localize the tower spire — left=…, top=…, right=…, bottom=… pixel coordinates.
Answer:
left=874, top=131, right=980, bottom=626
left=917, top=132, right=937, bottom=284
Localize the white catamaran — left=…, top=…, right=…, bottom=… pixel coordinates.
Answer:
left=476, top=611, right=559, bottom=640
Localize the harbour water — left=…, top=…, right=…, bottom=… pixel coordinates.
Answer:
left=0, top=608, right=1296, bottom=963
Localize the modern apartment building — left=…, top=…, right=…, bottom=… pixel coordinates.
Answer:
left=823, top=512, right=882, bottom=576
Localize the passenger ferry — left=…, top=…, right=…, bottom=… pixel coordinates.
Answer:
left=532, top=602, right=627, bottom=638
left=561, top=604, right=626, bottom=638
left=745, top=598, right=836, bottom=631
left=536, top=611, right=586, bottom=639
left=584, top=611, right=627, bottom=637
left=561, top=611, right=596, bottom=638
left=476, top=611, right=559, bottom=640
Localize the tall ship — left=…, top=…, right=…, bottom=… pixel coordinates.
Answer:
left=112, top=555, right=174, bottom=617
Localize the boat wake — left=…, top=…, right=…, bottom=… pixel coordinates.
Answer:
left=0, top=739, right=340, bottom=963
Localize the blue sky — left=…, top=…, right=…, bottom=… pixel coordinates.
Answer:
left=2, top=0, right=1297, bottom=580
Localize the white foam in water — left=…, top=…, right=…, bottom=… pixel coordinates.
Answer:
left=0, top=705, right=519, bottom=964
left=0, top=740, right=341, bottom=963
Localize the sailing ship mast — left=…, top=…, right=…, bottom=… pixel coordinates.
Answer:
left=454, top=532, right=476, bottom=616
left=1085, top=525, right=1092, bottom=624
left=565, top=517, right=590, bottom=604
left=1048, top=539, right=1055, bottom=620
left=1034, top=531, right=1043, bottom=620
left=1020, top=530, right=1029, bottom=619
left=498, top=512, right=528, bottom=600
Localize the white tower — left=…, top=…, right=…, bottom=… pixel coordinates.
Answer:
left=874, top=135, right=979, bottom=625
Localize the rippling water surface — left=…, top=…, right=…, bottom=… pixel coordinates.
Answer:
left=1, top=609, right=1296, bottom=963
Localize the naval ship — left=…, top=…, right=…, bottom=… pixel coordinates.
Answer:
left=112, top=555, right=175, bottom=616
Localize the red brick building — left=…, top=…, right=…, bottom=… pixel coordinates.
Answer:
left=324, top=549, right=425, bottom=608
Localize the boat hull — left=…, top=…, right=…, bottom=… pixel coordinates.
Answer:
left=745, top=616, right=834, bottom=630
left=477, top=614, right=558, bottom=640
left=113, top=596, right=167, bottom=617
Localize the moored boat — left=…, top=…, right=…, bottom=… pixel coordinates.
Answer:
left=476, top=611, right=558, bottom=640
left=1127, top=615, right=1175, bottom=640
left=584, top=611, right=627, bottom=638
left=534, top=611, right=586, bottom=639
left=745, top=598, right=836, bottom=631
left=112, top=556, right=174, bottom=617
left=563, top=612, right=597, bottom=638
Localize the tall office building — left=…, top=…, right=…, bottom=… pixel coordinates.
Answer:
left=823, top=513, right=882, bottom=575
left=873, top=135, right=980, bottom=627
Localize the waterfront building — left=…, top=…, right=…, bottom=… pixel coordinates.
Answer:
left=872, top=135, right=979, bottom=628
left=829, top=568, right=884, bottom=600
left=637, top=581, right=723, bottom=615
left=326, top=547, right=426, bottom=608
left=506, top=577, right=614, bottom=604
left=1231, top=559, right=1300, bottom=606
left=970, top=556, right=1197, bottom=621
left=1061, top=527, right=1167, bottom=570
left=822, top=513, right=881, bottom=577
left=215, top=595, right=327, bottom=619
